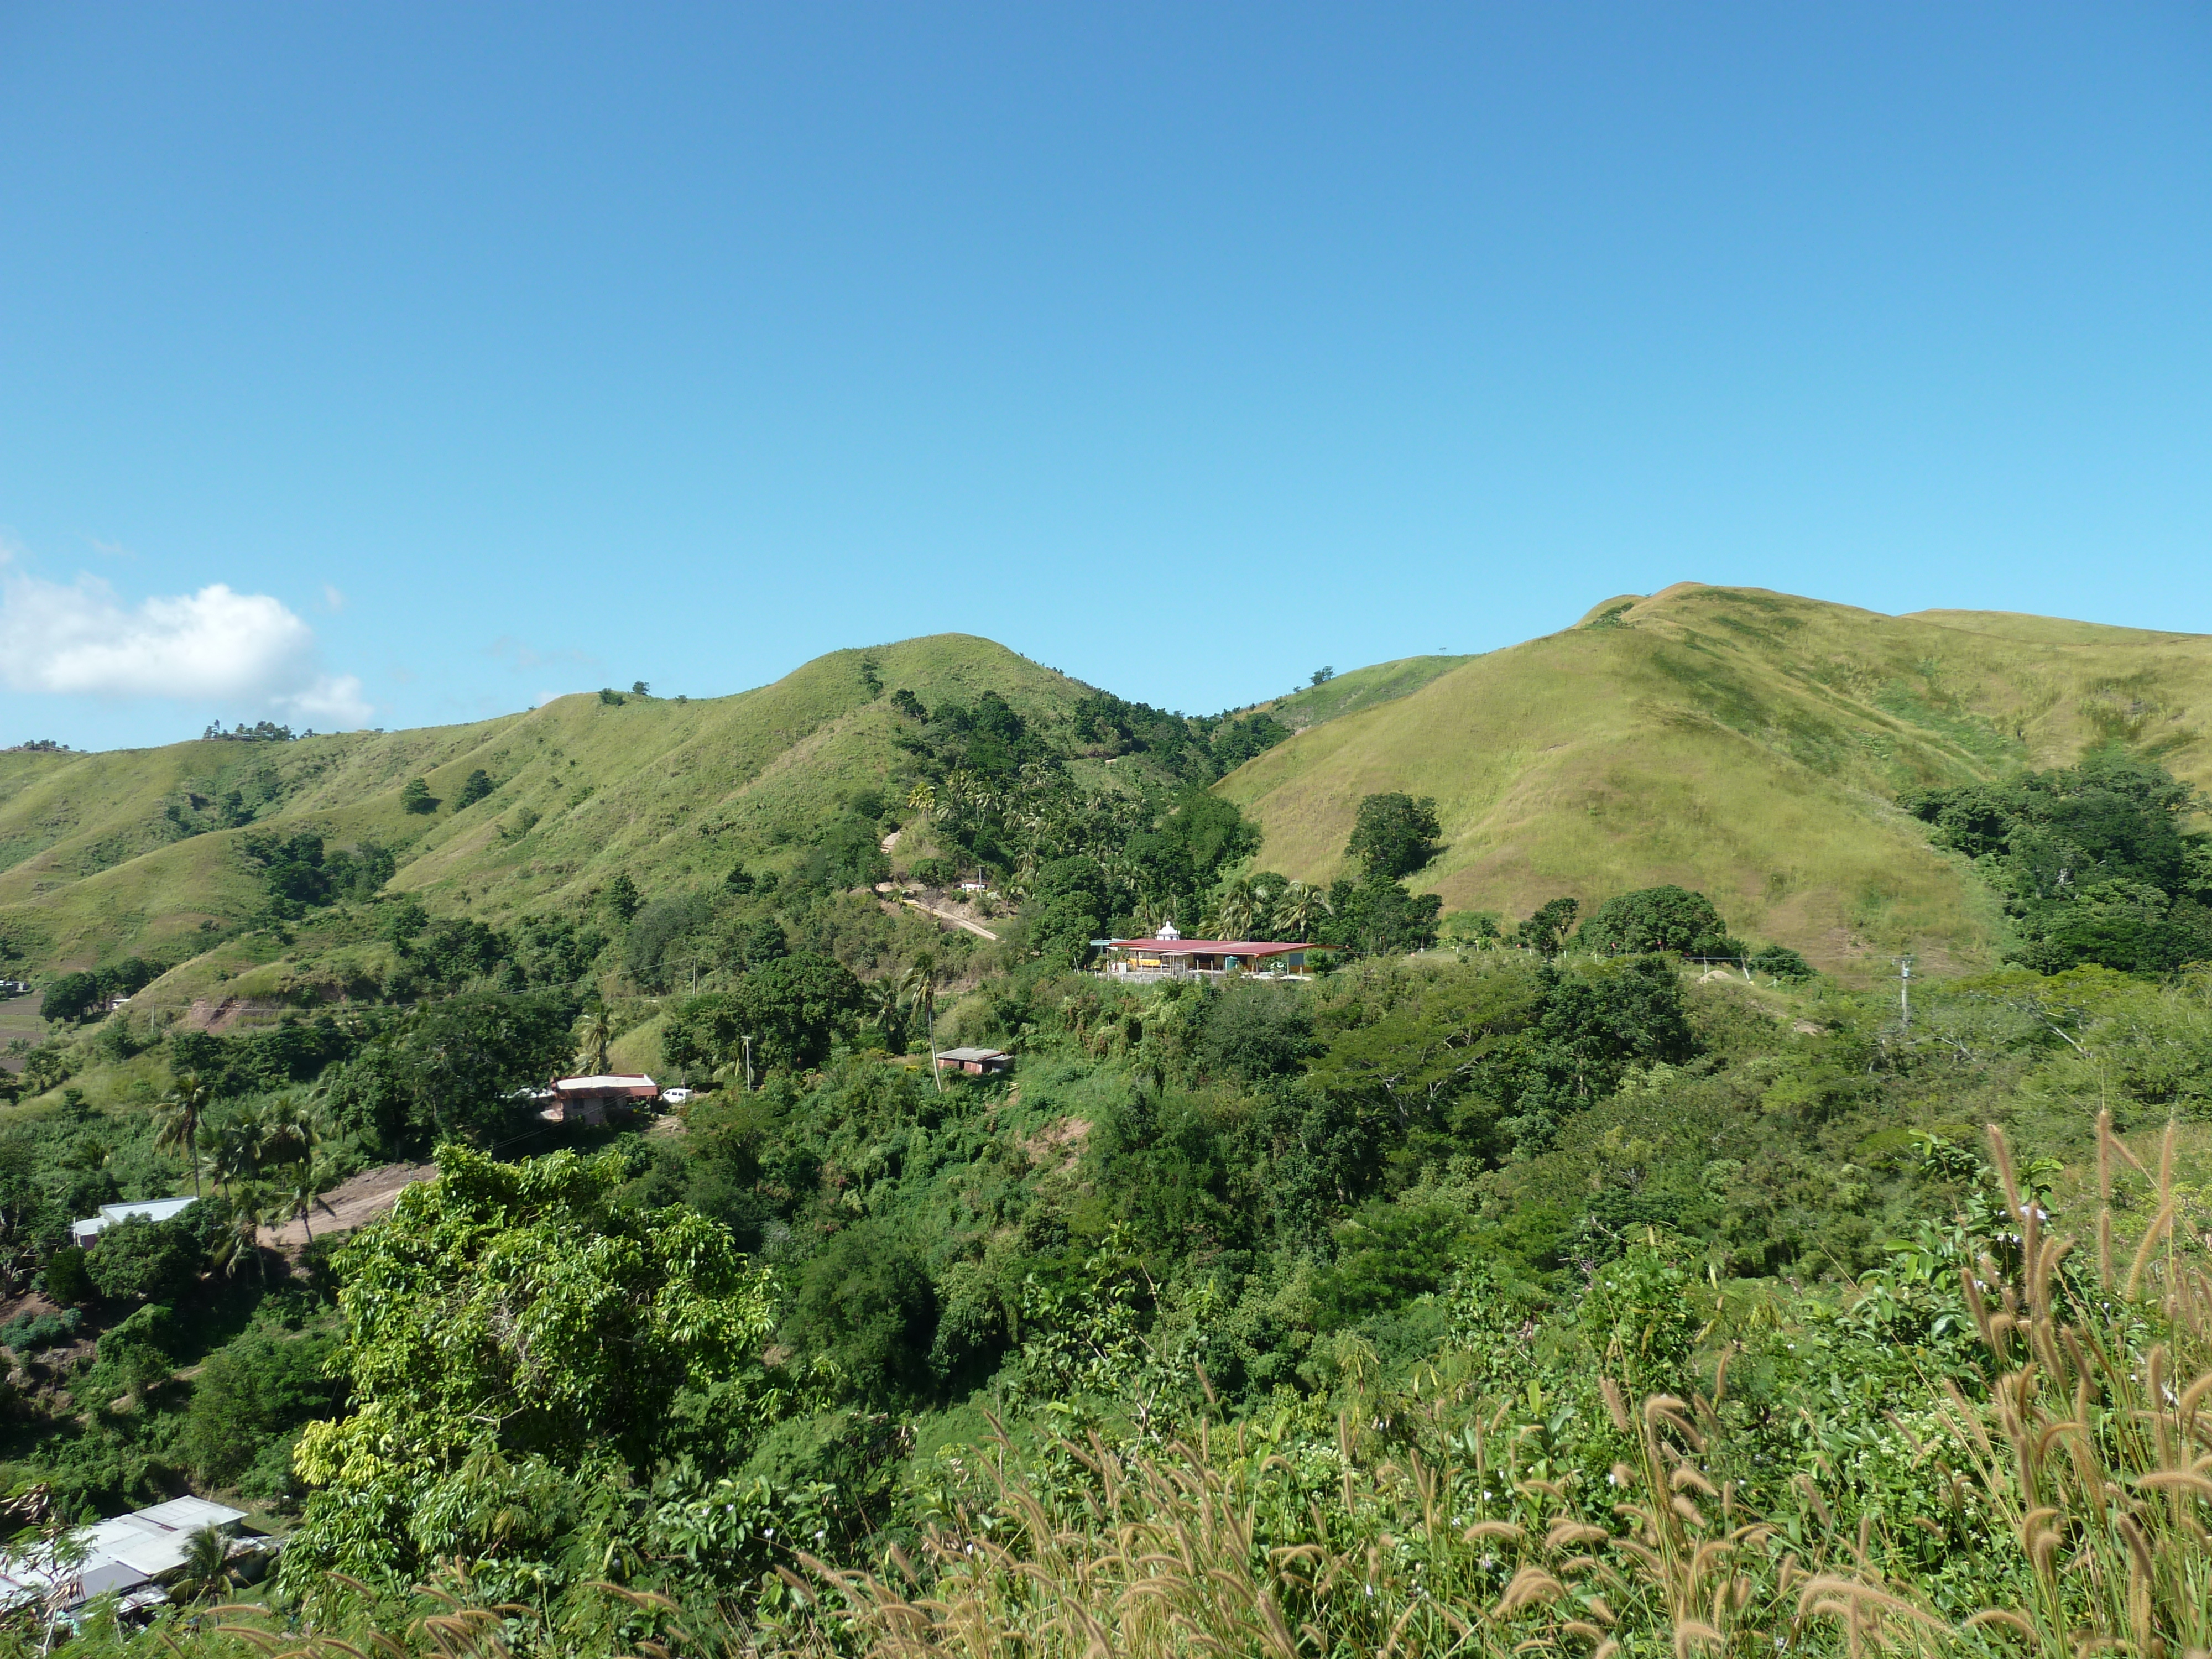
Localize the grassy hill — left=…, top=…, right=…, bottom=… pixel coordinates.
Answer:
left=1257, top=654, right=1476, bottom=731
left=8, top=586, right=2209, bottom=990
left=1214, top=583, right=2212, bottom=977
left=0, top=635, right=1093, bottom=976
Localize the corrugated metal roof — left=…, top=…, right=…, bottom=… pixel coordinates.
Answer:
left=71, top=1196, right=198, bottom=1244
left=0, top=1495, right=244, bottom=1609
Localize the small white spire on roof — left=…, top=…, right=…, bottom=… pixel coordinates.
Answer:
left=1155, top=922, right=1181, bottom=940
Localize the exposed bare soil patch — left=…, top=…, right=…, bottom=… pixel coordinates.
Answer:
left=261, top=1161, right=436, bottom=1249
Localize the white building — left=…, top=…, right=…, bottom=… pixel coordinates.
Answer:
left=0, top=1495, right=246, bottom=1620
left=70, top=1197, right=197, bottom=1250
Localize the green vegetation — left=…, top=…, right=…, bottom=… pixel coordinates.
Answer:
left=1262, top=650, right=1478, bottom=731
left=6, top=595, right=2212, bottom=1656
left=11, top=933, right=2212, bottom=1656
left=1902, top=747, right=2212, bottom=974
left=1575, top=883, right=1743, bottom=958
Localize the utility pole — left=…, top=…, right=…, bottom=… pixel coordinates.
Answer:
left=1893, top=956, right=1915, bottom=1031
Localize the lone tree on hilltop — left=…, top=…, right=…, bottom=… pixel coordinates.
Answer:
left=1346, top=792, right=1442, bottom=880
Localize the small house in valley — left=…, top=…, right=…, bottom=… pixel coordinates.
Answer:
left=549, top=1073, right=659, bottom=1126
left=1097, top=923, right=1337, bottom=982
left=0, top=1495, right=248, bottom=1621
left=935, top=1047, right=1013, bottom=1077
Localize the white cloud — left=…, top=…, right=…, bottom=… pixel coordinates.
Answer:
left=0, top=571, right=373, bottom=727
left=322, top=583, right=347, bottom=612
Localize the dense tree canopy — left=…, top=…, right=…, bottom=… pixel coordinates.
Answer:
left=1903, top=750, right=2212, bottom=973
left=284, top=1144, right=782, bottom=1600
left=1345, top=792, right=1442, bottom=880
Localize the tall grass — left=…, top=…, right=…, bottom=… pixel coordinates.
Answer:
left=1939, top=1115, right=2212, bottom=1659
left=789, top=1395, right=1933, bottom=1657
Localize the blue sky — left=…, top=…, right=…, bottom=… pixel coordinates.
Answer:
left=2, top=3, right=2208, bottom=750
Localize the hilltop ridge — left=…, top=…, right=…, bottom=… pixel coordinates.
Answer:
left=5, top=587, right=2209, bottom=987
left=0, top=635, right=1093, bottom=971
left=1217, top=583, right=2212, bottom=975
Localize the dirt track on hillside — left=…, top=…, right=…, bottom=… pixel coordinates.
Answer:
left=897, top=897, right=999, bottom=940
left=261, top=1161, right=436, bottom=1249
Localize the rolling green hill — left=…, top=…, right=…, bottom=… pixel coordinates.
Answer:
left=8, top=586, right=2209, bottom=992
left=1214, top=583, right=2212, bottom=977
left=0, top=636, right=1093, bottom=976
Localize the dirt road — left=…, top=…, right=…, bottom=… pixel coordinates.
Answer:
left=261, top=1161, right=436, bottom=1249
left=899, top=898, right=999, bottom=940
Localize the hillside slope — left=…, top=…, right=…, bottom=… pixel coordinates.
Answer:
left=1214, top=584, right=2212, bottom=975
left=1258, top=655, right=1477, bottom=732
left=0, top=636, right=1089, bottom=971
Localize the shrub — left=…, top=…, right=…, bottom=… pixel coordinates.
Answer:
left=1, top=1307, right=82, bottom=1353
left=95, top=1301, right=178, bottom=1401
left=784, top=1223, right=938, bottom=1405
left=181, top=1325, right=345, bottom=1490
left=1749, top=943, right=1815, bottom=981
left=41, top=1246, right=93, bottom=1306
left=1345, top=793, right=1442, bottom=880
left=1199, top=983, right=1316, bottom=1082
left=1575, top=885, right=1743, bottom=957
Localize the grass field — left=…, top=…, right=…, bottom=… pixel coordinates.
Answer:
left=0, top=990, right=46, bottom=1073
left=1214, top=583, right=2212, bottom=978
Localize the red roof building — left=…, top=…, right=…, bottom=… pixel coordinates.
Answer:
left=1098, top=925, right=1337, bottom=980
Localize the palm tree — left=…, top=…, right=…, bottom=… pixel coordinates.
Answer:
left=281, top=1159, right=327, bottom=1245
left=215, top=1182, right=273, bottom=1285
left=173, top=1525, right=232, bottom=1603
left=900, top=955, right=942, bottom=1093
left=154, top=1072, right=212, bottom=1200
left=1207, top=877, right=1261, bottom=940
left=210, top=1103, right=269, bottom=1197
left=573, top=1007, right=614, bottom=1076
left=864, top=977, right=905, bottom=1051
left=262, top=1091, right=317, bottom=1171
left=1275, top=880, right=1334, bottom=943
